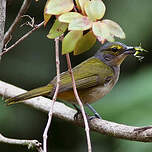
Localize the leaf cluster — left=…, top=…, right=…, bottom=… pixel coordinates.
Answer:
left=44, top=0, right=126, bottom=55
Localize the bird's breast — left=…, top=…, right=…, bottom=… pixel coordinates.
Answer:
left=81, top=66, right=120, bottom=104
left=84, top=79, right=114, bottom=104
left=57, top=66, right=120, bottom=104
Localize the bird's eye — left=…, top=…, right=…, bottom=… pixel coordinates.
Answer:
left=111, top=47, right=118, bottom=52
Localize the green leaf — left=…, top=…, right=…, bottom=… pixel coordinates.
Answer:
left=44, top=13, right=52, bottom=27
left=58, top=12, right=83, bottom=23
left=74, top=31, right=96, bottom=55
left=47, top=19, right=68, bottom=39
left=62, top=31, right=83, bottom=54
left=44, top=0, right=52, bottom=26
left=78, top=0, right=89, bottom=14
left=75, top=0, right=81, bottom=12
left=84, top=0, right=106, bottom=20
left=68, top=16, right=92, bottom=31
left=45, top=0, right=74, bottom=15
left=92, top=21, right=115, bottom=42
left=102, top=19, right=126, bottom=39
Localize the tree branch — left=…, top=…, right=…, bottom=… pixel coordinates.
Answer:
left=1, top=80, right=152, bottom=142
left=0, top=0, right=6, bottom=57
left=1, top=21, right=44, bottom=56
left=0, top=133, right=43, bottom=152
left=4, top=0, right=32, bottom=45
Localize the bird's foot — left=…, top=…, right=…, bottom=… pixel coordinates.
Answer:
left=88, top=113, right=102, bottom=120
left=74, top=110, right=84, bottom=121
left=73, top=104, right=89, bottom=121
left=73, top=104, right=102, bottom=121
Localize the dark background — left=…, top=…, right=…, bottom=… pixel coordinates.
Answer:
left=0, top=0, right=152, bottom=151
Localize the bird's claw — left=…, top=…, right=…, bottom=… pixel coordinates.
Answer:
left=74, top=110, right=83, bottom=121
left=73, top=104, right=102, bottom=121
left=74, top=111, right=102, bottom=121
left=88, top=114, right=102, bottom=121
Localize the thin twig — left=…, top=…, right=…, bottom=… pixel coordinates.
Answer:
left=0, top=0, right=6, bottom=55
left=0, top=133, right=43, bottom=152
left=0, top=21, right=44, bottom=56
left=20, top=15, right=35, bottom=28
left=1, top=80, right=152, bottom=142
left=43, top=37, right=60, bottom=152
left=65, top=54, right=92, bottom=152
left=4, top=0, right=32, bottom=45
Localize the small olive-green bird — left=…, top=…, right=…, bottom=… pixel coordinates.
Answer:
left=6, top=42, right=137, bottom=118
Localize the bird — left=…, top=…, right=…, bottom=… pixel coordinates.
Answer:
left=5, top=42, right=137, bottom=118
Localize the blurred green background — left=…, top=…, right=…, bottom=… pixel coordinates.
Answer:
left=0, top=0, right=152, bottom=151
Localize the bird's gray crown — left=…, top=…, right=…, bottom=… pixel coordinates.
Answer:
left=99, top=42, right=128, bottom=51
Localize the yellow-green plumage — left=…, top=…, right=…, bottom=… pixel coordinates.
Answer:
left=6, top=85, right=53, bottom=104
left=5, top=42, right=136, bottom=105
left=6, top=57, right=114, bottom=104
left=55, top=57, right=115, bottom=104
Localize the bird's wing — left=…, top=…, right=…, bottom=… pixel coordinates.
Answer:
left=51, top=57, right=114, bottom=93
left=59, top=75, right=99, bottom=92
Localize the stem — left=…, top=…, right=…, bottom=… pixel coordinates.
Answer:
left=43, top=37, right=60, bottom=152
left=66, top=54, right=92, bottom=152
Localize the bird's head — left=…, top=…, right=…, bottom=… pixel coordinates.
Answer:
left=95, top=42, right=137, bottom=66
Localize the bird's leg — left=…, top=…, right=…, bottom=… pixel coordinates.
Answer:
left=73, top=104, right=83, bottom=120
left=86, top=103, right=102, bottom=119
left=73, top=104, right=90, bottom=121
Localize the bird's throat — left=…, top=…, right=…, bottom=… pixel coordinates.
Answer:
left=112, top=54, right=128, bottom=66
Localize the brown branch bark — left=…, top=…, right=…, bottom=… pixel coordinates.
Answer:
left=4, top=0, right=32, bottom=45
left=0, top=0, right=6, bottom=57
left=1, top=80, right=152, bottom=142
left=0, top=133, right=43, bottom=152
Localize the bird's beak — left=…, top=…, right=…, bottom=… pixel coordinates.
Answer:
left=123, top=46, right=136, bottom=55
left=113, top=46, right=136, bottom=66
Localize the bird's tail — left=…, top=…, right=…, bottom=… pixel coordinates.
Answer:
left=5, top=84, right=53, bottom=105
